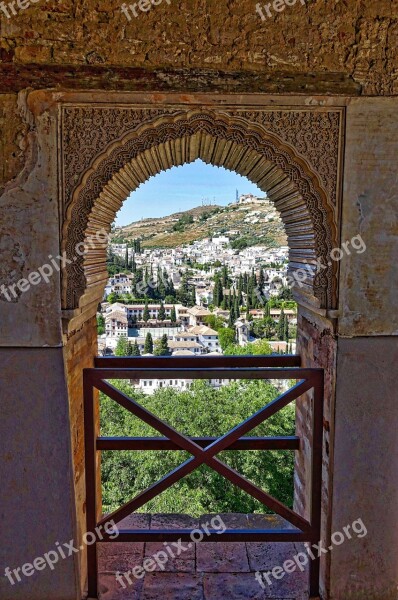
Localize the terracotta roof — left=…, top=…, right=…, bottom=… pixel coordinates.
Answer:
left=187, top=306, right=212, bottom=316
left=189, top=325, right=218, bottom=336
left=168, top=341, right=202, bottom=349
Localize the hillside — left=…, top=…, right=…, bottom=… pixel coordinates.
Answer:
left=112, top=200, right=287, bottom=249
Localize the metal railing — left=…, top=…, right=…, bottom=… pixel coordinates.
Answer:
left=84, top=355, right=324, bottom=598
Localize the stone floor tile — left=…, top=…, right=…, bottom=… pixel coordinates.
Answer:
left=97, top=572, right=144, bottom=600
left=116, top=513, right=151, bottom=530
left=97, top=542, right=145, bottom=573
left=142, top=572, right=204, bottom=600
left=197, top=542, right=250, bottom=572
left=145, top=540, right=195, bottom=572
left=203, top=572, right=269, bottom=599
left=246, top=542, right=297, bottom=572
left=256, top=568, right=308, bottom=599
left=150, top=513, right=199, bottom=530
left=200, top=513, right=248, bottom=531
left=246, top=514, right=295, bottom=531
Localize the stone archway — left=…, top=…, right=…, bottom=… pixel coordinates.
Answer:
left=56, top=101, right=343, bottom=597
left=60, top=108, right=340, bottom=329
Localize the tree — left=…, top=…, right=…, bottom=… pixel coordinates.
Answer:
left=126, top=341, right=133, bottom=356
left=258, top=268, right=265, bottom=293
left=284, top=314, right=290, bottom=343
left=154, top=334, right=170, bottom=356
left=115, top=336, right=129, bottom=356
left=237, top=274, right=244, bottom=306
left=100, top=378, right=295, bottom=515
left=203, top=314, right=225, bottom=331
left=278, top=308, right=285, bottom=341
left=278, top=286, right=294, bottom=301
left=143, top=332, right=153, bottom=354
left=177, top=273, right=191, bottom=306
left=131, top=340, right=141, bottom=356
left=228, top=303, right=236, bottom=328
left=124, top=246, right=129, bottom=270
left=213, top=275, right=223, bottom=307
left=143, top=301, right=150, bottom=324
left=221, top=264, right=230, bottom=288
left=170, top=305, right=177, bottom=324
left=218, top=327, right=236, bottom=351
left=107, top=292, right=121, bottom=304
left=97, top=314, right=105, bottom=335
left=224, top=338, right=273, bottom=356
left=158, top=301, right=166, bottom=321
left=234, top=296, right=240, bottom=320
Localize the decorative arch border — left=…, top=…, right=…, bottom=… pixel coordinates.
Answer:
left=61, top=109, right=339, bottom=320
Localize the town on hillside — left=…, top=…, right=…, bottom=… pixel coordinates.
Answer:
left=97, top=194, right=297, bottom=393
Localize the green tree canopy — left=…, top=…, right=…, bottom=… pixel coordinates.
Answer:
left=143, top=301, right=150, bottom=323
left=114, top=336, right=129, bottom=356
left=223, top=338, right=273, bottom=356
left=154, top=334, right=170, bottom=356
left=218, top=327, right=236, bottom=351
left=97, top=314, right=105, bottom=335
left=158, top=301, right=166, bottom=321
left=143, top=332, right=153, bottom=354
left=131, top=340, right=141, bottom=356
left=100, top=379, right=295, bottom=516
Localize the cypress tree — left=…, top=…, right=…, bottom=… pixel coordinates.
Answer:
left=284, top=314, right=289, bottom=343
left=144, top=332, right=153, bottom=354
left=213, top=275, right=223, bottom=307
left=143, top=300, right=150, bottom=323
left=158, top=301, right=166, bottom=321
left=278, top=308, right=285, bottom=341
left=234, top=296, right=240, bottom=319
left=154, top=334, right=170, bottom=356
left=238, top=274, right=243, bottom=305
left=132, top=340, right=141, bottom=356
left=170, top=305, right=177, bottom=324
left=259, top=268, right=265, bottom=291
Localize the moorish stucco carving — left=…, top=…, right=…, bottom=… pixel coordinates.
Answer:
left=60, top=105, right=343, bottom=317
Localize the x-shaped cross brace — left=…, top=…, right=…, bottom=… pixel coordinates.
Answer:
left=95, top=377, right=313, bottom=532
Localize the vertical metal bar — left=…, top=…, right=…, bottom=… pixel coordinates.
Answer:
left=309, top=371, right=324, bottom=597
left=84, top=370, right=98, bottom=599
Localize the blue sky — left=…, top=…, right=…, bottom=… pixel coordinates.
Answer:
left=114, top=159, right=264, bottom=225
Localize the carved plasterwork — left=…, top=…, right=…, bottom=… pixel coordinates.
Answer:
left=226, top=109, right=341, bottom=206
left=60, top=105, right=343, bottom=315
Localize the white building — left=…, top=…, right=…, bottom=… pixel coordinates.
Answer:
left=187, top=306, right=212, bottom=327
left=104, top=310, right=128, bottom=338
left=189, top=325, right=221, bottom=353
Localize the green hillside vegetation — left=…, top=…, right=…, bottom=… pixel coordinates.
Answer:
left=112, top=201, right=287, bottom=249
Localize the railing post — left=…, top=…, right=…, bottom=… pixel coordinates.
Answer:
left=84, top=369, right=98, bottom=598
left=309, top=370, right=324, bottom=598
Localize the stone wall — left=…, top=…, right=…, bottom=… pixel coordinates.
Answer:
left=0, top=347, right=79, bottom=600
left=63, top=316, right=100, bottom=596
left=295, top=310, right=337, bottom=598
left=338, top=98, right=398, bottom=337
left=0, top=94, right=27, bottom=194
left=0, top=1, right=397, bottom=95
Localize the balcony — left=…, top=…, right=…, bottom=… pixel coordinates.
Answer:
left=84, top=355, right=323, bottom=599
